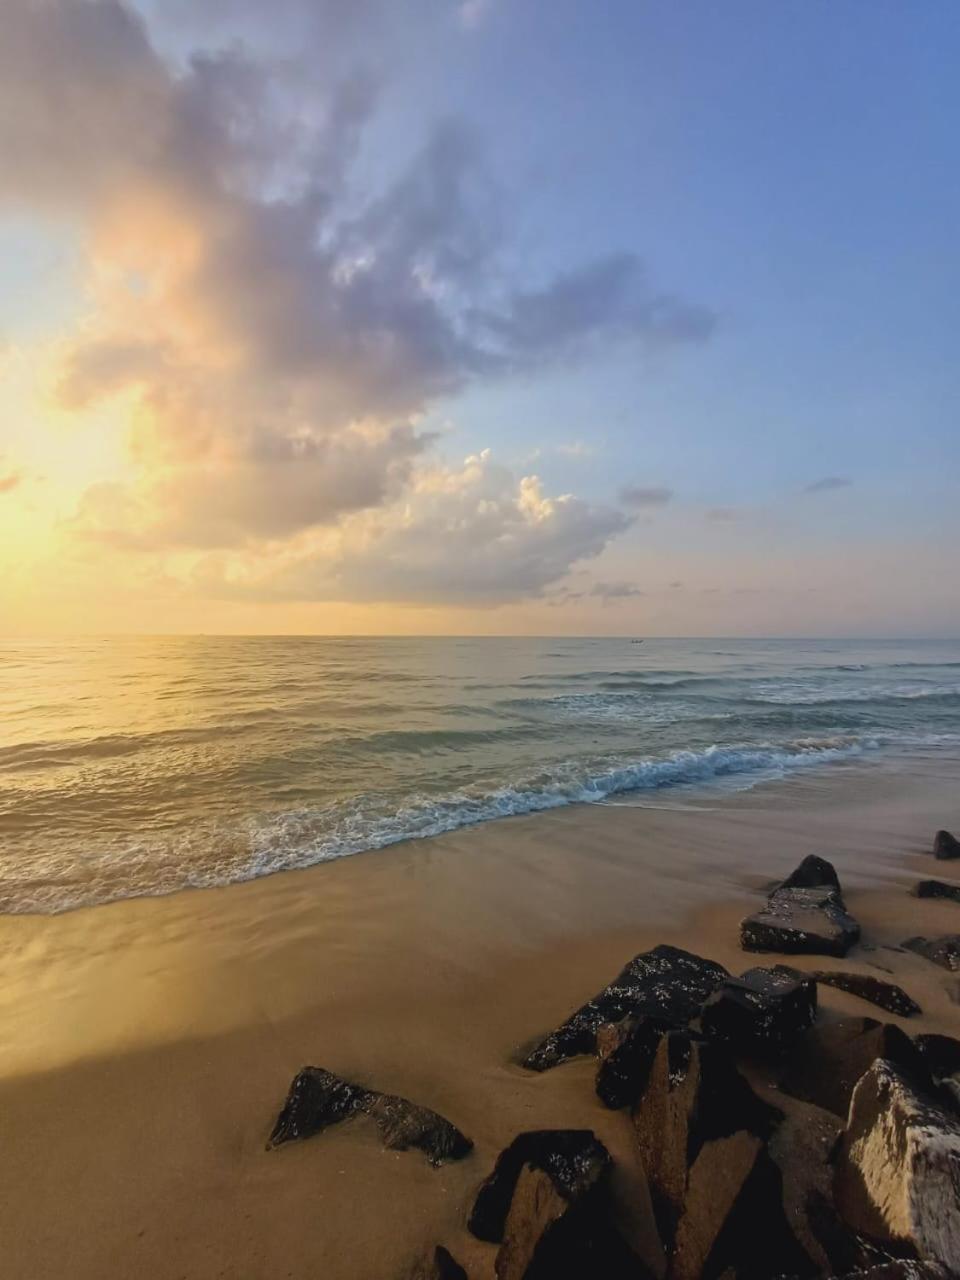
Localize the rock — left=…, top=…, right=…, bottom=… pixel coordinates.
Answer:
left=834, top=1058, right=960, bottom=1271
left=914, top=879, right=960, bottom=903
left=522, top=944, right=728, bottom=1072
left=774, top=964, right=922, bottom=1017
left=779, top=1018, right=926, bottom=1118
left=267, top=1066, right=472, bottom=1166
left=914, top=1032, right=960, bottom=1082
left=741, top=885, right=861, bottom=958
left=933, top=829, right=960, bottom=860
left=468, top=1130, right=611, bottom=1244
left=411, top=1247, right=469, bottom=1280
left=701, top=967, right=817, bottom=1055
left=467, top=1129, right=645, bottom=1279
left=631, top=1029, right=793, bottom=1275
left=901, top=934, right=960, bottom=971
left=777, top=854, right=843, bottom=893
left=595, top=1015, right=670, bottom=1109
left=914, top=1033, right=960, bottom=1109
left=495, top=1161, right=648, bottom=1279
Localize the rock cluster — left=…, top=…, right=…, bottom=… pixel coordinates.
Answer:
left=263, top=843, right=960, bottom=1279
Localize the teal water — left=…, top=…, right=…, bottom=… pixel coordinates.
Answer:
left=1, top=636, right=959, bottom=913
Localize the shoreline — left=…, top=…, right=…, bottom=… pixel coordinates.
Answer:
left=1, top=751, right=959, bottom=1276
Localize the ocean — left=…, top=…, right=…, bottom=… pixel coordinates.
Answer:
left=2, top=636, right=959, bottom=914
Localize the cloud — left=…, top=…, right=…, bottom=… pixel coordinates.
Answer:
left=556, top=440, right=595, bottom=459
left=705, top=506, right=741, bottom=522
left=619, top=484, right=673, bottom=509
left=804, top=475, right=853, bottom=494
left=0, top=471, right=22, bottom=495
left=192, top=450, right=631, bottom=604
left=587, top=580, right=645, bottom=602
left=0, top=0, right=711, bottom=605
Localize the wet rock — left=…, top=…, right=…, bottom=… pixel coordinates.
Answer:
left=834, top=1059, right=960, bottom=1271
left=741, top=885, right=861, bottom=958
left=411, top=1246, right=469, bottom=1280
left=267, top=1066, right=472, bottom=1166
left=522, top=944, right=728, bottom=1072
left=468, top=1130, right=611, bottom=1244
left=914, top=1032, right=960, bottom=1082
left=914, top=879, right=960, bottom=903
left=826, top=1265, right=953, bottom=1279
left=701, top=967, right=817, bottom=1055
left=774, top=964, right=922, bottom=1017
left=779, top=1018, right=926, bottom=1118
left=595, top=1015, right=670, bottom=1109
left=901, top=934, right=960, bottom=971
left=914, top=1033, right=960, bottom=1110
left=495, top=1161, right=648, bottom=1279
left=631, top=1029, right=795, bottom=1276
left=777, top=854, right=843, bottom=893
left=933, top=829, right=960, bottom=860
left=467, top=1130, right=645, bottom=1279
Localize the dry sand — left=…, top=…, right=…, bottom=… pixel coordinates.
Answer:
left=1, top=750, right=959, bottom=1278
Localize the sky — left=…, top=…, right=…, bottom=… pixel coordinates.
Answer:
left=0, top=0, right=958, bottom=636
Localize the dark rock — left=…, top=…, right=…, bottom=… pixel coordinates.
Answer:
left=522, top=944, right=728, bottom=1072
left=933, top=829, right=960, bottom=860
left=914, top=1032, right=960, bottom=1082
left=914, top=879, right=960, bottom=903
left=595, top=1015, right=670, bottom=1109
left=741, top=885, right=860, bottom=958
left=834, top=1058, right=960, bottom=1271
left=494, top=1161, right=649, bottom=1279
left=826, top=1265, right=952, bottom=1279
left=779, top=1018, right=926, bottom=1118
left=901, top=934, right=960, bottom=971
left=468, top=1130, right=611, bottom=1244
left=774, top=964, right=922, bottom=1017
left=701, top=967, right=817, bottom=1055
left=267, top=1066, right=472, bottom=1166
left=777, top=854, right=843, bottom=894
left=631, top=1029, right=787, bottom=1272
left=468, top=1129, right=647, bottom=1279
left=411, top=1247, right=469, bottom=1280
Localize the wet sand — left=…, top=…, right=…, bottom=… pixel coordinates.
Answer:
left=1, top=750, right=959, bottom=1278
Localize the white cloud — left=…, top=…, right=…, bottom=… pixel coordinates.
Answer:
left=192, top=450, right=632, bottom=604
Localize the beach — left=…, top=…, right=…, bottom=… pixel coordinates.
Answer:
left=1, top=749, right=959, bottom=1278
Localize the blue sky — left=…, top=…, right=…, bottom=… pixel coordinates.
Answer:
left=0, top=0, right=957, bottom=634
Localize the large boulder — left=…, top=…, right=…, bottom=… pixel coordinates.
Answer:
left=779, top=1018, right=926, bottom=1118
left=901, top=935, right=960, bottom=971
left=701, top=967, right=817, bottom=1055
left=467, top=1130, right=645, bottom=1279
left=742, top=858, right=859, bottom=958
left=834, top=1059, right=960, bottom=1271
left=522, top=944, right=728, bottom=1072
left=933, top=829, right=960, bottom=860
left=267, top=1066, right=472, bottom=1166
left=913, top=879, right=960, bottom=903
left=630, top=1030, right=814, bottom=1278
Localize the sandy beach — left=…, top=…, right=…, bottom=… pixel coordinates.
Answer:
left=1, top=750, right=959, bottom=1278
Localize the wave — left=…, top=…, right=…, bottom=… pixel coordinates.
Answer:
left=3, top=735, right=877, bottom=914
